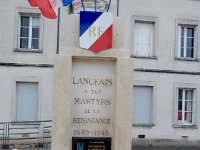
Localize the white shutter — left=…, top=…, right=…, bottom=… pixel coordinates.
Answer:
left=16, top=82, right=38, bottom=121
left=134, top=22, right=154, bottom=57
left=133, top=86, right=152, bottom=124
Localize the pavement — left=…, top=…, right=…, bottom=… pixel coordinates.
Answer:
left=8, top=146, right=200, bottom=150
left=133, top=146, right=200, bottom=150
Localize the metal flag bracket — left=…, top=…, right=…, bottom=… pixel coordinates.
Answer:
left=80, top=0, right=112, bottom=12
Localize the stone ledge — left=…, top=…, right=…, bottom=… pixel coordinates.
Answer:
left=133, top=139, right=200, bottom=147
left=0, top=141, right=51, bottom=150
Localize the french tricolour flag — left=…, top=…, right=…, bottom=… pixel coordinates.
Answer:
left=28, top=0, right=73, bottom=19
left=80, top=11, right=113, bottom=53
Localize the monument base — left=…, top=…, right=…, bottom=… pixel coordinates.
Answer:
left=52, top=55, right=133, bottom=150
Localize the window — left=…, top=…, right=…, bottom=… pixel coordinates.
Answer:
left=175, top=19, right=198, bottom=60
left=132, top=16, right=158, bottom=58
left=14, top=8, right=43, bottom=52
left=176, top=88, right=195, bottom=125
left=133, top=86, right=153, bottom=125
left=16, top=82, right=38, bottom=121
left=178, top=26, right=195, bottom=58
left=19, top=15, right=40, bottom=50
left=133, top=22, right=154, bottom=57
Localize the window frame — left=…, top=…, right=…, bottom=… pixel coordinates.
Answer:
left=133, top=81, right=156, bottom=127
left=173, top=83, right=198, bottom=128
left=175, top=19, right=199, bottom=61
left=178, top=26, right=195, bottom=58
left=131, top=15, right=158, bottom=59
left=14, top=8, right=43, bottom=53
left=19, top=15, right=40, bottom=50
left=12, top=76, right=41, bottom=122
left=177, top=88, right=195, bottom=125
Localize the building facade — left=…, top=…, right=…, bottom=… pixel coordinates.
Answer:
left=0, top=0, right=56, bottom=122
left=1, top=0, right=200, bottom=146
left=122, top=0, right=200, bottom=141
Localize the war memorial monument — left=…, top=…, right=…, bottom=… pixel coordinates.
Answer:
left=51, top=6, right=133, bottom=150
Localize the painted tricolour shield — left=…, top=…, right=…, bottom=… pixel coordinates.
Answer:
left=80, top=11, right=113, bottom=53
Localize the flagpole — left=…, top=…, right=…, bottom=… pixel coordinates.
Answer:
left=95, top=0, right=97, bottom=12
left=117, top=0, right=119, bottom=17
left=56, top=8, right=60, bottom=54
left=81, top=0, right=85, bottom=11
left=107, top=0, right=111, bottom=12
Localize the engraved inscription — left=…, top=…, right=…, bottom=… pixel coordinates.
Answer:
left=89, top=26, right=105, bottom=37
left=73, top=77, right=112, bottom=86
left=71, top=60, right=115, bottom=137
left=73, top=98, right=111, bottom=105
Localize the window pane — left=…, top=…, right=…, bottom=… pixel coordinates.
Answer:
left=20, top=38, right=29, bottom=49
left=181, top=37, right=184, bottom=47
left=178, top=111, right=182, bottom=120
left=185, top=90, right=193, bottom=100
left=187, top=28, right=194, bottom=37
left=178, top=100, right=182, bottom=111
left=32, top=28, right=39, bottom=38
left=186, top=38, right=194, bottom=47
left=186, top=48, right=194, bottom=58
left=133, top=86, right=152, bottom=124
left=32, top=17, right=40, bottom=27
left=178, top=89, right=183, bottom=100
left=185, top=112, right=192, bottom=123
left=185, top=101, right=192, bottom=111
left=21, top=16, right=29, bottom=27
left=181, top=27, right=184, bottom=36
left=31, top=39, right=39, bottom=49
left=181, top=48, right=184, bottom=57
left=16, top=82, right=38, bottom=121
left=20, top=27, right=29, bottom=37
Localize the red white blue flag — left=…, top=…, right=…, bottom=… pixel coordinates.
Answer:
left=80, top=11, right=113, bottom=53
left=28, top=0, right=74, bottom=19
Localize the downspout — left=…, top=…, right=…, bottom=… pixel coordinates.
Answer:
left=56, top=8, right=60, bottom=54
left=117, top=0, right=119, bottom=17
